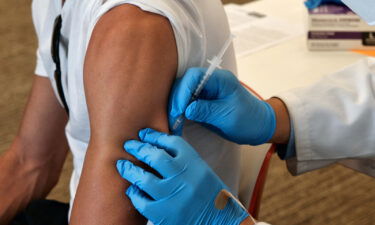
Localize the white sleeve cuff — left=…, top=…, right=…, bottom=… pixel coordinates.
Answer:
left=34, top=49, right=48, bottom=77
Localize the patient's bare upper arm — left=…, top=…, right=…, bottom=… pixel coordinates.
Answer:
left=69, top=5, right=177, bottom=224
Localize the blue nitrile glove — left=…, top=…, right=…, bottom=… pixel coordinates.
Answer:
left=169, top=68, right=276, bottom=145
left=304, top=0, right=343, bottom=9
left=117, top=128, right=250, bottom=225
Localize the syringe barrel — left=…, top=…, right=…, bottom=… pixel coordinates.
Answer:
left=217, top=34, right=235, bottom=59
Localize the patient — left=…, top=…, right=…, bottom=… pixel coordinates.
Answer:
left=0, top=0, right=242, bottom=224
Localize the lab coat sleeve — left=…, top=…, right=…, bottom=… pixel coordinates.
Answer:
left=275, top=57, right=375, bottom=175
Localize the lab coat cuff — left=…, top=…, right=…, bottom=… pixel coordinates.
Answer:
left=285, top=158, right=337, bottom=176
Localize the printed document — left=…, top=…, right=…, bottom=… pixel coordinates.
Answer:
left=225, top=4, right=303, bottom=58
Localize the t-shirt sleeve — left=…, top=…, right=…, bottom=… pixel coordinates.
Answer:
left=34, top=48, right=48, bottom=77
left=31, top=0, right=49, bottom=77
left=88, top=0, right=206, bottom=78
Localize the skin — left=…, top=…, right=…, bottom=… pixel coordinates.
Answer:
left=266, top=98, right=291, bottom=144
left=69, top=5, right=178, bottom=225
left=0, top=76, right=69, bottom=224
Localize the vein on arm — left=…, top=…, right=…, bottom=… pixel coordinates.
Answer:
left=69, top=5, right=178, bottom=225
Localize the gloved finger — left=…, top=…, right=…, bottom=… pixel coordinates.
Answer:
left=138, top=128, right=184, bottom=156
left=124, top=140, right=182, bottom=178
left=117, top=160, right=166, bottom=200
left=185, top=99, right=229, bottom=125
left=168, top=68, right=239, bottom=133
left=168, top=68, right=206, bottom=120
left=168, top=68, right=205, bottom=133
left=126, top=185, right=153, bottom=216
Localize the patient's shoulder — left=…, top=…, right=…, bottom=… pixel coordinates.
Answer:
left=92, top=4, right=172, bottom=40
left=86, top=4, right=176, bottom=64
left=84, top=3, right=178, bottom=82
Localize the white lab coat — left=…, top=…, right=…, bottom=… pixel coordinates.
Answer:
left=276, top=57, right=375, bottom=176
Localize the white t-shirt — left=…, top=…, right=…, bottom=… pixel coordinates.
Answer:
left=32, top=0, right=243, bottom=219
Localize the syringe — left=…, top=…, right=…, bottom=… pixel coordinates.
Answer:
left=172, top=34, right=235, bottom=131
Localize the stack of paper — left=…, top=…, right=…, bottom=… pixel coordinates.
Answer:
left=224, top=4, right=303, bottom=58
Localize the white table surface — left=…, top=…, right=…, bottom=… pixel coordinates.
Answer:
left=236, top=0, right=365, bottom=98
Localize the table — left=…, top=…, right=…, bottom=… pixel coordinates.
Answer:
left=236, top=0, right=365, bottom=97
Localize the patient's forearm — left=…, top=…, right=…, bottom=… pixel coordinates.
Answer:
left=0, top=76, right=68, bottom=224
left=0, top=144, right=64, bottom=225
left=0, top=148, right=35, bottom=224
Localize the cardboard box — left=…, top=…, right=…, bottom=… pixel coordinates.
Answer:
left=307, top=4, right=375, bottom=50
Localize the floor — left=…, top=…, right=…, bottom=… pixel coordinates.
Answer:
left=0, top=0, right=374, bottom=224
